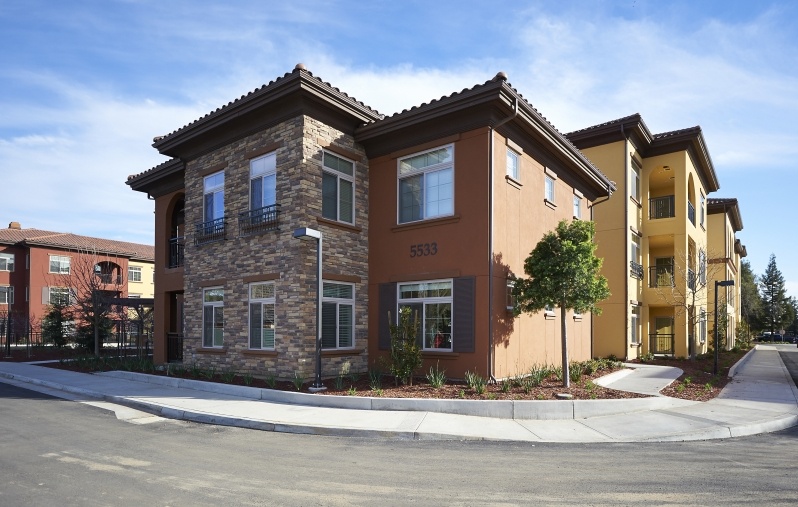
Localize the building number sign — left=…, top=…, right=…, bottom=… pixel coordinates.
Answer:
left=410, top=242, right=438, bottom=257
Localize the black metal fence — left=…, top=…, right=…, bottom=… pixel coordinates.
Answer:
left=649, top=333, right=675, bottom=356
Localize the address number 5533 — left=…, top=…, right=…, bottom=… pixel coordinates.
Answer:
left=410, top=242, right=438, bottom=257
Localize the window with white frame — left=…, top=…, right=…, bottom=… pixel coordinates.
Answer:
left=398, top=280, right=452, bottom=350
left=322, top=281, right=354, bottom=349
left=698, top=249, right=707, bottom=285
left=631, top=305, right=641, bottom=344
left=250, top=153, right=277, bottom=212
left=128, top=266, right=142, bottom=283
left=506, top=279, right=516, bottom=311
left=0, top=286, right=13, bottom=305
left=545, top=175, right=555, bottom=203
left=202, top=287, right=224, bottom=348
left=0, top=253, right=14, bottom=271
left=631, top=160, right=641, bottom=202
left=203, top=171, right=225, bottom=224
left=506, top=149, right=519, bottom=180
left=631, top=235, right=641, bottom=264
left=47, top=287, right=70, bottom=306
left=544, top=303, right=555, bottom=316
left=249, top=282, right=275, bottom=349
left=322, top=151, right=355, bottom=224
left=573, top=195, right=582, bottom=219
left=49, top=255, right=70, bottom=274
left=398, top=145, right=453, bottom=224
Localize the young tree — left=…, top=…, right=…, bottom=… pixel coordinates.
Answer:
left=739, top=259, right=762, bottom=337
left=759, top=254, right=789, bottom=335
left=513, top=220, right=610, bottom=387
left=41, top=302, right=70, bottom=348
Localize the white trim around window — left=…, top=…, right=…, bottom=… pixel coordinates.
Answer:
left=202, top=287, right=224, bottom=348
left=0, top=253, right=14, bottom=272
left=128, top=266, right=142, bottom=283
left=506, top=148, right=519, bottom=180
left=322, top=151, right=355, bottom=225
left=0, top=285, right=13, bottom=305
left=545, top=175, right=556, bottom=203
left=322, top=281, right=354, bottom=349
left=397, top=279, right=453, bottom=351
left=397, top=144, right=454, bottom=224
left=49, top=255, right=70, bottom=274
left=249, top=282, right=276, bottom=350
left=250, top=152, right=277, bottom=211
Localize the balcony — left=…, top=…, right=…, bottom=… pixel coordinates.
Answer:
left=649, top=333, right=675, bottom=356
left=195, top=217, right=226, bottom=245
left=630, top=260, right=644, bottom=280
left=687, top=201, right=695, bottom=225
left=649, top=195, right=675, bottom=220
left=239, top=204, right=280, bottom=237
left=649, top=264, right=674, bottom=288
left=169, top=236, right=184, bottom=268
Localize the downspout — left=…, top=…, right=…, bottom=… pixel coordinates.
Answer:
left=487, top=93, right=518, bottom=383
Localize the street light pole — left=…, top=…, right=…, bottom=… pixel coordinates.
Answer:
left=293, top=227, right=325, bottom=391
left=714, top=279, right=735, bottom=376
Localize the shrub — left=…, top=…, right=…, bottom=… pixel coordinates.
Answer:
left=387, top=307, right=423, bottom=385
left=368, top=369, right=382, bottom=390
left=292, top=372, right=305, bottom=391
left=569, top=361, right=584, bottom=383
left=426, top=361, right=447, bottom=388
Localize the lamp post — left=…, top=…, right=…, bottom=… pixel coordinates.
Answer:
left=292, top=227, right=325, bottom=391
left=714, top=279, right=735, bottom=375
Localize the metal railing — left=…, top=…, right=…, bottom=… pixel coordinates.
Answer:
left=167, top=332, right=183, bottom=362
left=649, top=333, right=675, bottom=356
left=238, top=204, right=280, bottom=236
left=687, top=201, right=696, bottom=225
left=630, top=260, right=644, bottom=280
left=169, top=236, right=184, bottom=268
left=649, top=195, right=675, bottom=219
left=195, top=217, right=226, bottom=245
left=649, top=264, right=674, bottom=288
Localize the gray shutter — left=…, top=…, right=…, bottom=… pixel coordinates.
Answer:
left=378, top=283, right=396, bottom=350
left=42, top=287, right=49, bottom=305
left=453, top=276, right=475, bottom=353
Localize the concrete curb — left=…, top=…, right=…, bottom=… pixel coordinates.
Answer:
left=96, top=370, right=693, bottom=420
left=728, top=346, right=758, bottom=378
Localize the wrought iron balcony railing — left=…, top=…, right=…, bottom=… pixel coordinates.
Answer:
left=649, top=264, right=674, bottom=288
left=649, top=333, right=675, bottom=356
left=238, top=204, right=280, bottom=236
left=630, top=260, right=644, bottom=280
left=169, top=236, right=185, bottom=268
left=195, top=217, right=226, bottom=245
left=649, top=195, right=675, bottom=219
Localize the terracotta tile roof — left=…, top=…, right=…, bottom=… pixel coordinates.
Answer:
left=0, top=226, right=154, bottom=261
left=126, top=157, right=181, bottom=187
left=566, top=113, right=647, bottom=136
left=653, top=126, right=701, bottom=139
left=151, top=64, right=382, bottom=149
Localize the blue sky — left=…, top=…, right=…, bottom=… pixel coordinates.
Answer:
left=2, top=0, right=797, bottom=294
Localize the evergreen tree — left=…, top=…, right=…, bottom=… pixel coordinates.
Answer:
left=513, top=220, right=610, bottom=387
left=759, top=254, right=788, bottom=335
left=41, top=303, right=70, bottom=348
left=739, top=260, right=762, bottom=334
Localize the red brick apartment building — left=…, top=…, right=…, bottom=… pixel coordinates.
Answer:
left=127, top=64, right=614, bottom=380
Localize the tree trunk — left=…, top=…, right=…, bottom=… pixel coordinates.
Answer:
left=561, top=302, right=569, bottom=388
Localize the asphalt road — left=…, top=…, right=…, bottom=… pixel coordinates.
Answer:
left=1, top=349, right=797, bottom=506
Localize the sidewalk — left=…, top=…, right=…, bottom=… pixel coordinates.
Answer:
left=1, top=345, right=796, bottom=442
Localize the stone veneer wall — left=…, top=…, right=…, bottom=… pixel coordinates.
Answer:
left=182, top=115, right=369, bottom=380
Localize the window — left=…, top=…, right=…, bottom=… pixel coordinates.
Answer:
left=630, top=235, right=643, bottom=279
left=545, top=175, right=555, bottom=203
left=0, top=286, right=12, bottom=305
left=699, top=308, right=707, bottom=344
left=202, top=288, right=224, bottom=348
left=249, top=282, right=275, bottom=349
left=203, top=171, right=225, bottom=224
left=128, top=266, right=142, bottom=283
left=698, top=249, right=707, bottom=285
left=49, top=255, right=70, bottom=274
left=631, top=236, right=641, bottom=264
left=506, top=149, right=519, bottom=180
left=0, top=253, right=14, bottom=272
left=506, top=279, right=516, bottom=311
left=398, top=280, right=452, bottom=350
left=398, top=145, right=454, bottom=224
left=544, top=304, right=555, bottom=316
left=48, top=287, right=70, bottom=306
left=251, top=153, right=277, bottom=212
left=322, top=151, right=355, bottom=224
left=700, top=193, right=705, bottom=227
left=573, top=195, right=582, bottom=219
left=631, top=161, right=641, bottom=202
left=322, top=281, right=354, bottom=349
left=631, top=306, right=640, bottom=344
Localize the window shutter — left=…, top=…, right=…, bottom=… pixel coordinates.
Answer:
left=378, top=283, right=396, bottom=350
left=42, top=287, right=50, bottom=305
left=453, top=277, right=475, bottom=353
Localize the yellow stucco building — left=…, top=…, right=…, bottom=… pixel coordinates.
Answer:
left=567, top=114, right=720, bottom=359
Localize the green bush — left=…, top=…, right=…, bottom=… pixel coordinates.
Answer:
left=387, top=307, right=423, bottom=385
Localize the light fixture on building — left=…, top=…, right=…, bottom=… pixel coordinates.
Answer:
left=292, top=227, right=326, bottom=391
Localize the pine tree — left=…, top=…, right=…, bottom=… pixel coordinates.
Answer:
left=759, top=254, right=788, bottom=335
left=740, top=260, right=762, bottom=333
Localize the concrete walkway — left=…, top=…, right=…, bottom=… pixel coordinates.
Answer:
left=1, top=345, right=796, bottom=442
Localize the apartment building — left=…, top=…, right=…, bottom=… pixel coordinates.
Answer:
left=0, top=222, right=154, bottom=336
left=127, top=64, right=614, bottom=380
left=706, top=197, right=746, bottom=349
left=567, top=114, right=720, bottom=360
